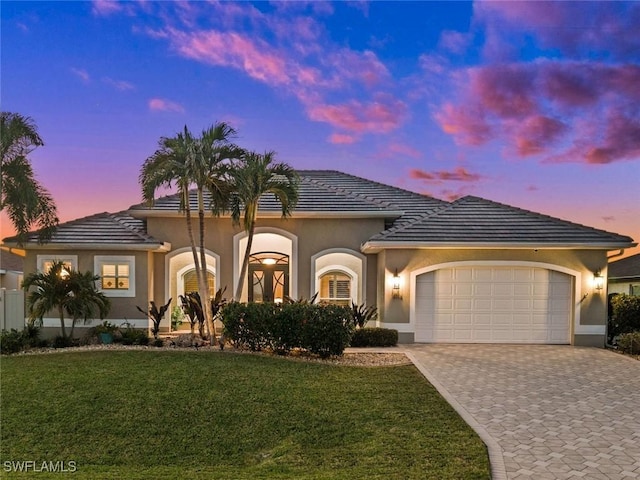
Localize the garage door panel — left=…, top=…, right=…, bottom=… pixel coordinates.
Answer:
left=415, top=266, right=572, bottom=344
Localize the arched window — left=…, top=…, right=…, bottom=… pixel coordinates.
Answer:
left=319, top=271, right=351, bottom=305
left=183, top=270, right=215, bottom=296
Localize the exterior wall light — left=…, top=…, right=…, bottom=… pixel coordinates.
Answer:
left=392, top=268, right=402, bottom=299
left=593, top=271, right=604, bottom=291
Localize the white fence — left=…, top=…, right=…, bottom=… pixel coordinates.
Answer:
left=0, top=289, right=25, bottom=331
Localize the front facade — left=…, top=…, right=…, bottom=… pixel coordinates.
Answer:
left=608, top=253, right=640, bottom=296
left=7, top=170, right=635, bottom=347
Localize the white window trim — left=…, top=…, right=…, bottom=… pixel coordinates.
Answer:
left=94, top=255, right=136, bottom=298
left=37, top=255, right=78, bottom=273
left=316, top=265, right=358, bottom=305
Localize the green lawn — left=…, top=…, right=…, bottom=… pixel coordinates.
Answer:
left=0, top=351, right=490, bottom=479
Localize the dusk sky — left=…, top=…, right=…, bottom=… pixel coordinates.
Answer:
left=2, top=1, right=639, bottom=256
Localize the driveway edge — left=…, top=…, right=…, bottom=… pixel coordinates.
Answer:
left=404, top=351, right=507, bottom=480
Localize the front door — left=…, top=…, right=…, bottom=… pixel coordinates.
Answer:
left=248, top=252, right=289, bottom=303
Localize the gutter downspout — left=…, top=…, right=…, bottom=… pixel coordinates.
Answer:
left=605, top=249, right=625, bottom=348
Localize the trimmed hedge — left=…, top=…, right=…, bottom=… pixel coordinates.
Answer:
left=610, top=294, right=640, bottom=339
left=221, top=302, right=354, bottom=358
left=350, top=328, right=398, bottom=347
left=617, top=332, right=640, bottom=355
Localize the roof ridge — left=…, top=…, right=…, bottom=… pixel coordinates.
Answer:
left=301, top=176, right=391, bottom=210
left=108, top=211, right=155, bottom=242
left=371, top=201, right=456, bottom=239
left=455, top=195, right=634, bottom=239
left=307, top=169, right=444, bottom=202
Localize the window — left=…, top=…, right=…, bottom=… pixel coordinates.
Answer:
left=95, top=256, right=135, bottom=297
left=37, top=255, right=77, bottom=274
left=183, top=270, right=215, bottom=296
left=101, top=263, right=130, bottom=290
left=319, top=271, right=351, bottom=306
left=631, top=284, right=640, bottom=296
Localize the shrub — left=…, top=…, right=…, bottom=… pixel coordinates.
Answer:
left=52, top=335, right=78, bottom=349
left=0, top=326, right=43, bottom=354
left=617, top=332, right=640, bottom=355
left=271, top=303, right=308, bottom=354
left=152, top=338, right=164, bottom=347
left=222, top=302, right=354, bottom=357
left=119, top=324, right=149, bottom=346
left=1, top=329, right=25, bottom=355
left=300, top=304, right=353, bottom=358
left=221, top=302, right=275, bottom=351
left=349, top=302, right=378, bottom=329
left=609, top=294, right=640, bottom=339
left=350, top=328, right=398, bottom=347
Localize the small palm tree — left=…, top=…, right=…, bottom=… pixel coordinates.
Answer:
left=141, top=123, right=241, bottom=340
left=230, top=151, right=299, bottom=300
left=23, top=261, right=110, bottom=339
left=1, top=111, right=58, bottom=244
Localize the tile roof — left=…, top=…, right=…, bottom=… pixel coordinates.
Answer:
left=4, top=171, right=634, bottom=250
left=0, top=249, right=24, bottom=272
left=131, top=173, right=394, bottom=214
left=365, top=196, right=634, bottom=247
left=5, top=212, right=166, bottom=249
left=608, top=253, right=640, bottom=279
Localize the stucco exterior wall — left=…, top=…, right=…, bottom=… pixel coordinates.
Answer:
left=376, top=248, right=610, bottom=345
left=22, top=249, right=151, bottom=329
left=147, top=215, right=384, bottom=312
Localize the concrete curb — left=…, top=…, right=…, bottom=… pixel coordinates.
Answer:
left=404, top=350, right=507, bottom=480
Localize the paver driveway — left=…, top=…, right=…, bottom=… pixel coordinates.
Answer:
left=404, top=345, right=640, bottom=480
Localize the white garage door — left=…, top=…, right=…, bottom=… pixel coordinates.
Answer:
left=415, top=266, right=572, bottom=344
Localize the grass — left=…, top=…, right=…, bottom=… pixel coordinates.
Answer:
left=0, top=351, right=490, bottom=479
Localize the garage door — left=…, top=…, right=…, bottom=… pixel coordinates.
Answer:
left=415, top=266, right=572, bottom=343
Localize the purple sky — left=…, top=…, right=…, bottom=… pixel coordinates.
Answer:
left=2, top=1, right=639, bottom=256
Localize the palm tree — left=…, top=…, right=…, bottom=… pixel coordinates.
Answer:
left=23, top=261, right=110, bottom=339
left=230, top=151, right=299, bottom=301
left=140, top=123, right=240, bottom=340
left=1, top=112, right=58, bottom=244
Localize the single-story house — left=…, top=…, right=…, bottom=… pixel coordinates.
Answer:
left=608, top=253, right=640, bottom=296
left=4, top=170, right=636, bottom=346
left=0, top=248, right=24, bottom=290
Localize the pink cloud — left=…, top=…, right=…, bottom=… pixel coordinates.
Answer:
left=70, top=67, right=90, bottom=83
left=409, top=167, right=484, bottom=184
left=437, top=61, right=640, bottom=164
left=308, top=95, right=407, bottom=135
left=475, top=2, right=640, bottom=60
left=148, top=98, right=185, bottom=113
left=328, top=50, right=390, bottom=88
left=92, top=0, right=123, bottom=16
left=329, top=133, right=358, bottom=145
left=439, top=30, right=471, bottom=55
left=103, top=77, right=134, bottom=91
left=170, top=30, right=290, bottom=86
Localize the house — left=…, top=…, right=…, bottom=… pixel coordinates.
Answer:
left=0, top=248, right=24, bottom=290
left=3, top=170, right=635, bottom=346
left=608, top=253, right=640, bottom=296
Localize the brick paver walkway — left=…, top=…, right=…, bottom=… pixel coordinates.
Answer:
left=404, top=345, right=640, bottom=480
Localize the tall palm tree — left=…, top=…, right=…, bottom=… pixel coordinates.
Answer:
left=140, top=123, right=240, bottom=340
left=23, top=261, right=110, bottom=339
left=1, top=112, right=58, bottom=244
left=230, top=151, right=299, bottom=301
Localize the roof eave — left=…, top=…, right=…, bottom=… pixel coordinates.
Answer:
left=128, top=209, right=404, bottom=219
left=1, top=241, right=171, bottom=253
left=361, top=241, right=636, bottom=254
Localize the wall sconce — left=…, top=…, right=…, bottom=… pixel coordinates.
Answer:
left=593, top=271, right=604, bottom=291
left=392, top=268, right=402, bottom=299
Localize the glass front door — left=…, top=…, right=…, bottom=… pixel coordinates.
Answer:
left=248, top=252, right=289, bottom=303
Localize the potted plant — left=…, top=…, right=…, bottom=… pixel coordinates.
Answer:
left=94, top=321, right=117, bottom=344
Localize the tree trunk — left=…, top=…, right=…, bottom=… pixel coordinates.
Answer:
left=197, top=189, right=215, bottom=340
left=58, top=305, right=66, bottom=339
left=234, top=220, right=255, bottom=301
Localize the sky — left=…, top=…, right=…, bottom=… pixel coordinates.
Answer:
left=1, top=1, right=639, bottom=256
